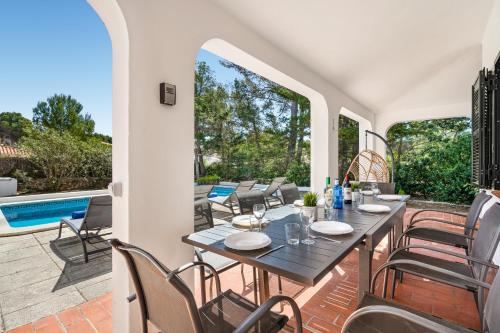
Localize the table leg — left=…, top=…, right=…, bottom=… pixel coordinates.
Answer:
left=358, top=245, right=373, bottom=302
left=393, top=213, right=405, bottom=280
left=257, top=269, right=270, bottom=304
left=393, top=217, right=404, bottom=249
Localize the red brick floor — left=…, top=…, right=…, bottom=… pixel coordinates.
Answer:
left=7, top=208, right=485, bottom=332
left=6, top=293, right=112, bottom=333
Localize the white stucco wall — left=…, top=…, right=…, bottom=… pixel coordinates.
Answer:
left=372, top=44, right=482, bottom=157
left=483, top=0, right=500, bottom=67
left=85, top=0, right=374, bottom=331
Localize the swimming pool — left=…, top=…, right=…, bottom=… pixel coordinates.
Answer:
left=210, top=186, right=235, bottom=197
left=1, top=197, right=90, bottom=228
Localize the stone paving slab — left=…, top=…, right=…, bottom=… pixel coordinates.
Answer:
left=2, top=290, right=85, bottom=330
left=0, top=228, right=112, bottom=331
left=0, top=244, right=44, bottom=264
left=0, top=253, right=53, bottom=278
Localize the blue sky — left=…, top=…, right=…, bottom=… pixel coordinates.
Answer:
left=0, top=0, right=237, bottom=136
left=196, top=49, right=239, bottom=85
left=0, top=0, right=112, bottom=135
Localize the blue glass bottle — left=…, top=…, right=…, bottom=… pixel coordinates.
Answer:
left=333, top=178, right=343, bottom=209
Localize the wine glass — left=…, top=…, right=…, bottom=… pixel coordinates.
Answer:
left=300, top=212, right=315, bottom=245
left=253, top=203, right=266, bottom=232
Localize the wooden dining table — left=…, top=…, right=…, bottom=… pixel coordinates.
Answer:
left=182, top=195, right=409, bottom=304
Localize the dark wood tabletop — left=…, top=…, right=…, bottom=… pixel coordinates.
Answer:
left=182, top=196, right=408, bottom=287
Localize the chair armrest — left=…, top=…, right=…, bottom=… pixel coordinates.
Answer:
left=389, top=245, right=499, bottom=269
left=370, top=259, right=491, bottom=295
left=409, top=217, right=472, bottom=229
left=233, top=295, right=303, bottom=333
left=170, top=261, right=222, bottom=296
left=396, top=227, right=473, bottom=247
left=341, top=305, right=463, bottom=333
left=409, top=209, right=467, bottom=223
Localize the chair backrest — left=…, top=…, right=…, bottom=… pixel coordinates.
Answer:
left=194, top=199, right=214, bottom=232
left=359, top=182, right=395, bottom=194
left=470, top=203, right=500, bottom=280
left=264, top=177, right=287, bottom=196
left=280, top=183, right=300, bottom=204
left=194, top=185, right=214, bottom=201
left=83, top=195, right=112, bottom=230
left=236, top=180, right=256, bottom=193
left=237, top=190, right=266, bottom=214
left=484, top=265, right=500, bottom=333
left=110, top=239, right=203, bottom=333
left=464, top=191, right=491, bottom=237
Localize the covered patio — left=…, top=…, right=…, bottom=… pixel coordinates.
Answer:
left=71, top=0, right=500, bottom=332
left=5, top=208, right=485, bottom=333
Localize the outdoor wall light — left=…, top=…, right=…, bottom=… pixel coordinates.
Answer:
left=160, top=82, right=176, bottom=106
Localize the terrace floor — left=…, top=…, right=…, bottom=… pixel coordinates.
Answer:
left=0, top=227, right=112, bottom=331
left=3, top=208, right=485, bottom=333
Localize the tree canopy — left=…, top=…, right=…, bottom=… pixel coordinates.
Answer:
left=0, top=112, right=32, bottom=142
left=32, top=94, right=95, bottom=138
left=194, top=60, right=311, bottom=185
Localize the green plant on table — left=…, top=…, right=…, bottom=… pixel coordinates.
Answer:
left=303, top=192, right=318, bottom=207
left=350, top=181, right=360, bottom=191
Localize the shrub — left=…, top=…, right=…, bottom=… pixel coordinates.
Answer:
left=19, top=128, right=111, bottom=191
left=197, top=175, right=220, bottom=185
left=285, top=162, right=310, bottom=186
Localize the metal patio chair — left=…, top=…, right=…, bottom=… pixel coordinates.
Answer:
left=279, top=183, right=301, bottom=205
left=382, top=203, right=500, bottom=318
left=55, top=195, right=112, bottom=263
left=193, top=198, right=244, bottom=304
left=195, top=185, right=214, bottom=201
left=209, top=180, right=256, bottom=215
left=236, top=190, right=267, bottom=215
left=397, top=191, right=491, bottom=254
left=359, top=182, right=396, bottom=194
left=110, top=239, right=303, bottom=333
left=263, top=177, right=287, bottom=208
left=342, top=258, right=499, bottom=333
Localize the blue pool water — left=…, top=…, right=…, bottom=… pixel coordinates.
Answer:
left=210, top=186, right=235, bottom=197
left=1, top=198, right=90, bottom=228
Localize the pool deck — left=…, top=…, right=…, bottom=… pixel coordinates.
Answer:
left=0, top=227, right=112, bottom=331
left=0, top=190, right=109, bottom=236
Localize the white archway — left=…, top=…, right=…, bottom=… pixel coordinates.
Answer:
left=202, top=39, right=330, bottom=191
left=339, top=107, right=374, bottom=152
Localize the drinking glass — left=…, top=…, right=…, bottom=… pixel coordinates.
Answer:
left=354, top=190, right=364, bottom=207
left=300, top=212, right=315, bottom=245
left=253, top=203, right=266, bottom=231
left=371, top=183, right=380, bottom=197
left=285, top=223, right=300, bottom=245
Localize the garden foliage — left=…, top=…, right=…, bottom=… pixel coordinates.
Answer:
left=386, top=117, right=476, bottom=204
left=195, top=60, right=311, bottom=186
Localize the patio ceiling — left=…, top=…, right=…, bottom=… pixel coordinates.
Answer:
left=210, top=0, right=494, bottom=113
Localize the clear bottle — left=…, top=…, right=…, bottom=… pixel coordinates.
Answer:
left=324, top=176, right=332, bottom=207
left=333, top=178, right=343, bottom=209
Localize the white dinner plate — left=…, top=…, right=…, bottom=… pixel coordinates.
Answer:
left=224, top=232, right=272, bottom=250
left=360, top=190, right=374, bottom=196
left=310, top=221, right=353, bottom=235
left=377, top=194, right=402, bottom=201
left=293, top=199, right=304, bottom=207
left=232, top=215, right=269, bottom=228
left=358, top=204, right=391, bottom=213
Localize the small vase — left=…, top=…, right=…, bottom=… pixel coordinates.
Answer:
left=302, top=206, right=317, bottom=221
